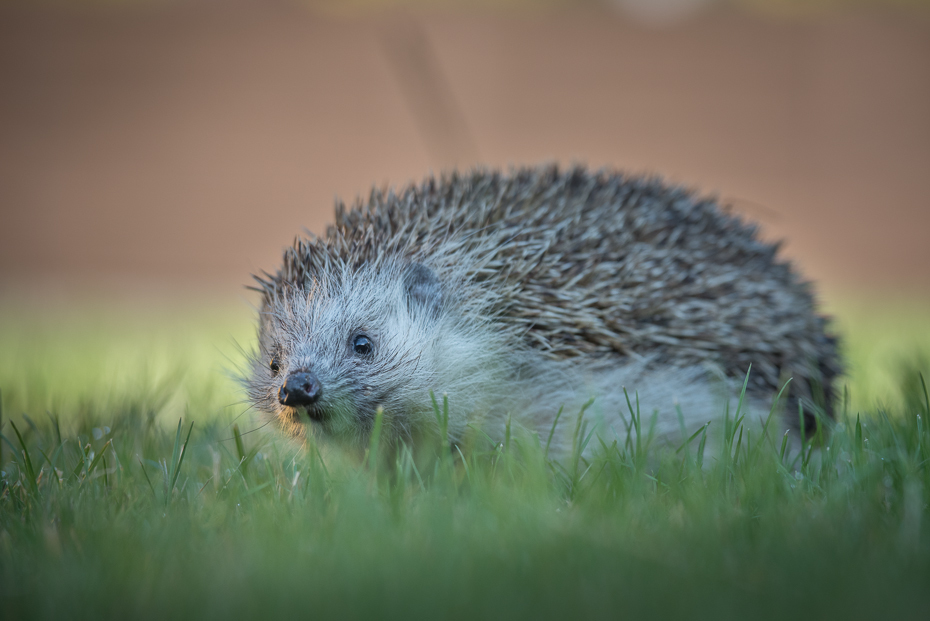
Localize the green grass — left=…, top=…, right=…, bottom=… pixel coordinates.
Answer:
left=2, top=298, right=930, bottom=620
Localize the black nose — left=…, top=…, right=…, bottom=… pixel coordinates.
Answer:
left=278, top=371, right=322, bottom=406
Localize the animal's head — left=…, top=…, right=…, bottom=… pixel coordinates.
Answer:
left=244, top=257, right=508, bottom=447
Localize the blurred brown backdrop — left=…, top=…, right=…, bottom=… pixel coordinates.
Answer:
left=1, top=0, right=928, bottom=302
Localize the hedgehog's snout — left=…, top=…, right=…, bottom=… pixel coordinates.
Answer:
left=278, top=370, right=322, bottom=408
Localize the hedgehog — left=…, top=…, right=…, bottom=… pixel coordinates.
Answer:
left=244, top=165, right=840, bottom=456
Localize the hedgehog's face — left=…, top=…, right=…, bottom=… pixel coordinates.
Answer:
left=245, top=262, right=466, bottom=446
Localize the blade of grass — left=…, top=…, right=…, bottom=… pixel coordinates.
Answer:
left=166, top=421, right=194, bottom=506
left=696, top=422, right=710, bottom=470
left=167, top=419, right=184, bottom=494
left=454, top=443, right=471, bottom=484
left=676, top=422, right=710, bottom=455
left=367, top=407, right=385, bottom=472
left=430, top=391, right=452, bottom=466
left=855, top=414, right=863, bottom=453
left=758, top=378, right=792, bottom=455
left=733, top=365, right=751, bottom=423
left=504, top=414, right=512, bottom=453
left=83, top=439, right=113, bottom=483
left=920, top=372, right=929, bottom=417
left=544, top=405, right=564, bottom=461
left=233, top=423, right=246, bottom=469
left=138, top=458, right=158, bottom=501
left=9, top=421, right=39, bottom=496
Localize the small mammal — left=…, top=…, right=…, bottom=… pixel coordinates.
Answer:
left=245, top=166, right=840, bottom=455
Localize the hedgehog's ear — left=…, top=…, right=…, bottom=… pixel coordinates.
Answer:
left=403, top=263, right=442, bottom=318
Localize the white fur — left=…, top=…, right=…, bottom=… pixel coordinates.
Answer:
left=471, top=357, right=777, bottom=460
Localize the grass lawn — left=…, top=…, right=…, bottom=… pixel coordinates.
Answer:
left=1, top=296, right=929, bottom=620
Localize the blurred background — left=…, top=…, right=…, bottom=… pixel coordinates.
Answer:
left=0, top=0, right=928, bottom=413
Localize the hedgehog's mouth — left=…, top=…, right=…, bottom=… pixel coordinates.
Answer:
left=304, top=406, right=327, bottom=423
left=286, top=403, right=327, bottom=424
left=276, top=404, right=328, bottom=430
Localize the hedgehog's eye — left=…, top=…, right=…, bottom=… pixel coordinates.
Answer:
left=269, top=356, right=281, bottom=375
left=352, top=334, right=373, bottom=357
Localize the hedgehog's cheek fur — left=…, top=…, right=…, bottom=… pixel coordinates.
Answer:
left=250, top=261, right=521, bottom=447
left=280, top=332, right=516, bottom=448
